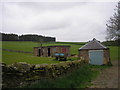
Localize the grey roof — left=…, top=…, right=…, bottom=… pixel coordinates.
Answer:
left=79, top=38, right=108, bottom=50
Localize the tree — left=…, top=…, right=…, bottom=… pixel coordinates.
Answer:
left=106, top=1, right=120, bottom=41
left=1, top=33, right=19, bottom=41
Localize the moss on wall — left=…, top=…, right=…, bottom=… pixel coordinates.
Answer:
left=2, top=59, right=86, bottom=88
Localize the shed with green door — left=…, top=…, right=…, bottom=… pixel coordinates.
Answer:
left=78, top=38, right=110, bottom=65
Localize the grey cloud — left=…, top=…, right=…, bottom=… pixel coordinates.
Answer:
left=1, top=2, right=118, bottom=42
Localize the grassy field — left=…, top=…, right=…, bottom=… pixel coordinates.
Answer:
left=108, top=46, right=119, bottom=60
left=1, top=41, right=119, bottom=88
left=2, top=41, right=38, bottom=52
left=2, top=51, right=61, bottom=64
left=2, top=41, right=83, bottom=54
left=1, top=41, right=119, bottom=65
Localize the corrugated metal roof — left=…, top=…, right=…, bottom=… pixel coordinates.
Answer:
left=79, top=38, right=108, bottom=50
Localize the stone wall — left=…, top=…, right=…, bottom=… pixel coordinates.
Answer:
left=103, top=49, right=110, bottom=64
left=78, top=50, right=89, bottom=63
left=2, top=59, right=86, bottom=88
left=34, top=47, right=38, bottom=56
left=78, top=49, right=111, bottom=65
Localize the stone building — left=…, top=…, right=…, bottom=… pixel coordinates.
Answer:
left=78, top=38, right=110, bottom=65
left=34, top=45, right=70, bottom=57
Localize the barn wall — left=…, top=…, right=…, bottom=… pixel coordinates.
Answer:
left=44, top=48, right=48, bottom=57
left=67, top=47, right=70, bottom=56
left=79, top=49, right=110, bottom=65
left=103, top=49, right=110, bottom=64
left=78, top=50, right=89, bottom=63
left=34, top=46, right=70, bottom=57
left=42, top=48, right=45, bottom=57
left=34, top=48, right=38, bottom=56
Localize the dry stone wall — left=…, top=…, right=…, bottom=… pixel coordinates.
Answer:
left=2, top=59, right=86, bottom=88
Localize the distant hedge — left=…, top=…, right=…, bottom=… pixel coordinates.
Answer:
left=102, top=40, right=119, bottom=46
left=2, top=59, right=86, bottom=88
left=0, top=32, right=56, bottom=42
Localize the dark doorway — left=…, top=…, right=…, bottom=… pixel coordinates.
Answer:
left=38, top=49, right=41, bottom=56
left=48, top=48, right=50, bottom=56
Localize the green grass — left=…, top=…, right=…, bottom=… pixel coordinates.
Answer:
left=2, top=41, right=38, bottom=52
left=108, top=46, right=119, bottom=60
left=67, top=57, right=79, bottom=61
left=26, top=64, right=99, bottom=88
left=2, top=51, right=61, bottom=65
left=2, top=41, right=118, bottom=88
left=2, top=41, right=119, bottom=65
left=2, top=41, right=83, bottom=54
left=56, top=42, right=86, bottom=45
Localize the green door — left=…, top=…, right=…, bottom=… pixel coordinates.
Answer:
left=89, top=50, right=103, bottom=65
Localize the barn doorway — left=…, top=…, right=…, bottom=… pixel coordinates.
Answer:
left=89, top=50, right=103, bottom=65
left=48, top=48, right=50, bottom=56
left=38, top=49, right=41, bottom=56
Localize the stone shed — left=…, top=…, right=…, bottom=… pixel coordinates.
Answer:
left=78, top=38, right=110, bottom=65
left=34, top=45, right=70, bottom=57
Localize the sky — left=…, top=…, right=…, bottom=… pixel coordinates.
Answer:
left=0, top=0, right=119, bottom=42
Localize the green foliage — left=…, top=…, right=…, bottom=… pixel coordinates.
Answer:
left=88, top=64, right=110, bottom=70
left=1, top=32, right=55, bottom=42
left=102, top=40, right=119, bottom=46
left=67, top=57, right=79, bottom=61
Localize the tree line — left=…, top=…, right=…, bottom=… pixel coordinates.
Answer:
left=0, top=33, right=56, bottom=42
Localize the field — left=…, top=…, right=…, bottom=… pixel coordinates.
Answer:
left=1, top=41, right=119, bottom=88
left=1, top=41, right=119, bottom=64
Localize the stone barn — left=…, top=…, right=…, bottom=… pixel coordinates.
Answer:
left=34, top=45, right=70, bottom=57
left=78, top=38, right=110, bottom=65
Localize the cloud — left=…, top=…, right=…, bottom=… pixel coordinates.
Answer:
left=1, top=2, right=118, bottom=41
left=1, top=0, right=119, bottom=2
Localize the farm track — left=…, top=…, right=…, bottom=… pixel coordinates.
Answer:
left=88, top=60, right=119, bottom=88
left=1, top=48, right=33, bottom=54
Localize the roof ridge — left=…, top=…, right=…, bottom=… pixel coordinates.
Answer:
left=95, top=39, right=107, bottom=48
left=79, top=39, right=107, bottom=50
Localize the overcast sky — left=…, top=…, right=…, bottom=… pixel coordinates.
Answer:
left=0, top=0, right=119, bottom=42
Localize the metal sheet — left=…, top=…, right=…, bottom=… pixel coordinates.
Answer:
left=89, top=50, right=103, bottom=65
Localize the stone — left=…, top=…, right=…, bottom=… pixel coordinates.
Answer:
left=11, top=62, right=30, bottom=72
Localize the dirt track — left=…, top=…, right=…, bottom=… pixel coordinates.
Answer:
left=89, top=60, right=119, bottom=88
